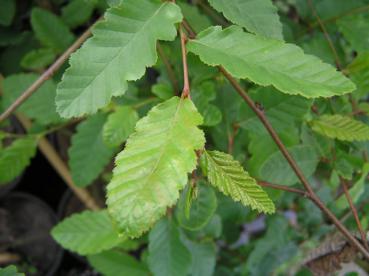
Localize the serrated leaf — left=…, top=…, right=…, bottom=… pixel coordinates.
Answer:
left=56, top=0, right=182, bottom=118
left=176, top=183, right=217, bottom=231
left=203, top=150, right=275, bottom=214
left=51, top=210, right=123, bottom=255
left=310, top=115, right=369, bottom=141
left=0, top=137, right=37, bottom=184
left=21, top=48, right=56, bottom=70
left=69, top=114, right=115, bottom=187
left=88, top=250, right=149, bottom=276
left=0, top=0, right=16, bottom=26
left=208, top=0, right=283, bottom=39
left=2, top=74, right=61, bottom=125
left=106, top=97, right=205, bottom=238
left=103, top=106, right=138, bottom=147
left=347, top=52, right=369, bottom=98
left=148, top=219, right=191, bottom=276
left=187, top=26, right=355, bottom=98
left=61, top=0, right=95, bottom=28
left=31, top=7, right=74, bottom=53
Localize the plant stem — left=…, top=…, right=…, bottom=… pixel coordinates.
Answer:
left=341, top=177, right=369, bottom=250
left=258, top=181, right=309, bottom=197
left=157, top=42, right=180, bottom=94
left=179, top=25, right=191, bottom=98
left=182, top=19, right=369, bottom=260
left=16, top=115, right=101, bottom=211
left=0, top=20, right=98, bottom=124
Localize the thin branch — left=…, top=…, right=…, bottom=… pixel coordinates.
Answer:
left=258, top=181, right=310, bottom=197
left=341, top=177, right=369, bottom=251
left=157, top=42, right=180, bottom=94
left=16, top=115, right=101, bottom=211
left=0, top=20, right=98, bottom=124
left=179, top=25, right=190, bottom=98
left=307, top=0, right=341, bottom=69
left=182, top=19, right=369, bottom=260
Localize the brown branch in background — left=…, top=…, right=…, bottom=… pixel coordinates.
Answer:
left=307, top=0, right=341, bottom=69
left=157, top=42, right=179, bottom=94
left=258, top=181, right=310, bottom=197
left=16, top=115, right=100, bottom=211
left=341, top=177, right=369, bottom=251
left=0, top=20, right=98, bottom=124
left=195, top=0, right=228, bottom=26
left=179, top=25, right=190, bottom=98
left=182, top=19, right=369, bottom=260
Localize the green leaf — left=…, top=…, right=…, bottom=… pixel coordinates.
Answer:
left=148, top=219, right=191, bottom=276
left=310, top=115, right=369, bottom=141
left=347, top=52, right=369, bottom=98
left=61, top=0, right=95, bottom=28
left=252, top=145, right=319, bottom=186
left=176, top=183, right=217, bottom=230
left=152, top=83, right=174, bottom=100
left=30, top=7, right=74, bottom=53
left=181, top=237, right=216, bottom=276
left=107, top=97, right=205, bottom=237
left=56, top=0, right=182, bottom=118
left=103, top=106, right=139, bottom=147
left=0, top=0, right=16, bottom=26
left=203, top=150, right=275, bottom=214
left=338, top=13, right=369, bottom=53
left=0, top=265, right=24, bottom=276
left=21, top=48, right=56, bottom=70
left=2, top=74, right=61, bottom=125
left=69, top=114, right=115, bottom=187
left=208, top=0, right=283, bottom=39
left=187, top=26, right=355, bottom=98
left=0, top=137, right=37, bottom=184
left=178, top=2, right=212, bottom=33
left=88, top=250, right=149, bottom=276
left=51, top=210, right=123, bottom=255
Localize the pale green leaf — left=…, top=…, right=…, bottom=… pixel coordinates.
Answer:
left=347, top=52, right=369, bottom=97
left=69, top=113, right=115, bottom=187
left=187, top=26, right=355, bottom=98
left=51, top=210, right=123, bottom=255
left=88, top=250, right=149, bottom=276
left=61, top=0, right=95, bottom=28
left=310, top=115, right=369, bottom=141
left=0, top=137, right=37, bottom=184
left=0, top=265, right=24, bottom=276
left=176, top=183, right=217, bottom=230
left=152, top=83, right=174, bottom=100
left=106, top=97, right=205, bottom=238
left=208, top=0, right=283, bottom=39
left=31, top=7, right=74, bottom=53
left=56, top=0, right=182, bottom=118
left=148, top=219, right=191, bottom=276
left=204, top=150, right=275, bottom=214
left=103, top=106, right=139, bottom=147
left=21, top=48, right=56, bottom=70
left=0, top=0, right=16, bottom=26
left=2, top=74, right=61, bottom=125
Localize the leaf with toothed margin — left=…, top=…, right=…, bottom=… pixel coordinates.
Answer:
left=56, top=0, right=182, bottom=118
left=203, top=150, right=275, bottom=214
left=106, top=96, right=205, bottom=238
left=187, top=26, right=355, bottom=99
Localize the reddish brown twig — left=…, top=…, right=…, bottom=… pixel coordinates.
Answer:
left=0, top=20, right=97, bottom=124
left=258, top=181, right=310, bottom=198
left=341, top=177, right=369, bottom=251
left=179, top=25, right=190, bottom=98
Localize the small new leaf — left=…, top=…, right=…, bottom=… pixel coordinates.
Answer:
left=56, top=0, right=182, bottom=118
left=106, top=97, right=205, bottom=238
left=203, top=150, right=275, bottom=214
left=310, top=115, right=369, bottom=141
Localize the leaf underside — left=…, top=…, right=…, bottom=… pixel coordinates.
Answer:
left=187, top=26, right=355, bottom=98
left=204, top=150, right=275, bottom=214
left=56, top=0, right=182, bottom=118
left=310, top=114, right=369, bottom=141
left=106, top=96, right=205, bottom=238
